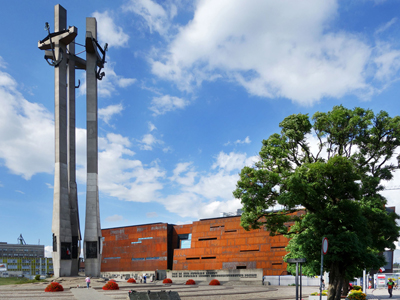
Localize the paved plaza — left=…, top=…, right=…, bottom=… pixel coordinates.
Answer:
left=0, top=277, right=399, bottom=300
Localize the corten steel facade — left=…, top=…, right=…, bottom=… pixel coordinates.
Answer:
left=172, top=216, right=289, bottom=275
left=102, top=215, right=293, bottom=276
left=101, top=223, right=173, bottom=272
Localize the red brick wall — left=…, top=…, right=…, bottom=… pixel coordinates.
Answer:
left=101, top=223, right=169, bottom=272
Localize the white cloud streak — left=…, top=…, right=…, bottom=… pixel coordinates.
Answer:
left=99, top=103, right=124, bottom=125
left=92, top=11, right=130, bottom=48
left=149, top=0, right=400, bottom=104
left=123, top=0, right=177, bottom=37
left=149, top=95, right=189, bottom=115
left=0, top=59, right=54, bottom=180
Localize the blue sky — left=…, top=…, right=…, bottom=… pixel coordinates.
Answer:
left=0, top=0, right=400, bottom=259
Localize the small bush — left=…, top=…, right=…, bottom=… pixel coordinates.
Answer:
left=311, top=291, right=327, bottom=296
left=127, top=278, right=136, bottom=283
left=209, top=279, right=220, bottom=285
left=186, top=279, right=196, bottom=285
left=163, top=278, right=172, bottom=284
left=45, top=282, right=64, bottom=292
left=348, top=290, right=366, bottom=300
left=352, top=285, right=362, bottom=291
left=103, top=281, right=119, bottom=290
left=35, top=275, right=41, bottom=281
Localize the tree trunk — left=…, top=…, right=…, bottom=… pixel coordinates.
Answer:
left=328, top=263, right=344, bottom=300
left=342, top=279, right=349, bottom=296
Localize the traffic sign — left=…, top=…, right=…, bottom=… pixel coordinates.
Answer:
left=322, top=237, right=328, bottom=255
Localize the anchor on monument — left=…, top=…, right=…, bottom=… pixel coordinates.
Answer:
left=85, top=32, right=108, bottom=80
left=39, top=22, right=77, bottom=67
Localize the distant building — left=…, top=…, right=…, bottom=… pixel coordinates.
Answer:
left=101, top=212, right=303, bottom=277
left=0, top=242, right=53, bottom=277
left=0, top=242, right=44, bottom=258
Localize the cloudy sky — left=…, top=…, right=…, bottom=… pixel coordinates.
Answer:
left=1, top=0, right=400, bottom=258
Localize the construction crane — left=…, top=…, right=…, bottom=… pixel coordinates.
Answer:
left=17, top=234, right=26, bottom=245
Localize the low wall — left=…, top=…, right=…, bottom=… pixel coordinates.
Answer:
left=101, top=271, right=156, bottom=281
left=264, top=275, right=320, bottom=286
left=167, top=269, right=263, bottom=283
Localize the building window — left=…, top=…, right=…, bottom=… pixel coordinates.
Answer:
left=178, top=234, right=192, bottom=249
left=198, top=237, right=217, bottom=241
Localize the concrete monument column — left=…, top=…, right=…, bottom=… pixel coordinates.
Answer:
left=67, top=40, right=81, bottom=276
left=38, top=4, right=80, bottom=277
left=84, top=17, right=102, bottom=277
left=51, top=5, right=71, bottom=277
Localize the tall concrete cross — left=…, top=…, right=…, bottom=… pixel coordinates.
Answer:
left=84, top=17, right=103, bottom=277
left=38, top=4, right=81, bottom=277
left=38, top=4, right=106, bottom=277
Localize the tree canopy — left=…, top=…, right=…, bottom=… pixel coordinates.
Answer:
left=233, top=105, right=400, bottom=300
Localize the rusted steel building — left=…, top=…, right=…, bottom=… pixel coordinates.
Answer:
left=101, top=215, right=290, bottom=276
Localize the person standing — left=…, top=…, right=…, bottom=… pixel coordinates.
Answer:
left=85, top=276, right=90, bottom=289
left=387, top=278, right=395, bottom=298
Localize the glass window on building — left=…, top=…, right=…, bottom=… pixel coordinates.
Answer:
left=179, top=234, right=192, bottom=249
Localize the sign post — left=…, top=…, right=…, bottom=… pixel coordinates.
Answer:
left=320, top=237, right=328, bottom=300
left=287, top=258, right=306, bottom=300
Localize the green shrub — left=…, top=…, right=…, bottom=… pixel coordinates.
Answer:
left=348, top=290, right=366, bottom=300
left=35, top=275, right=40, bottom=281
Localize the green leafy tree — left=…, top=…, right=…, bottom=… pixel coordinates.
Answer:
left=233, top=106, right=400, bottom=300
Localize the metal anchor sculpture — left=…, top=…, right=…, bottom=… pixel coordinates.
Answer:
left=39, top=22, right=77, bottom=67
left=85, top=31, right=108, bottom=80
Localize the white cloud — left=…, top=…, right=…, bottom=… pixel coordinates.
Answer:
left=45, top=246, right=52, bottom=258
left=78, top=59, right=136, bottom=98
left=92, top=11, right=130, bottom=48
left=149, top=95, right=189, bottom=115
left=0, top=61, right=54, bottom=180
left=375, top=17, right=398, bottom=35
left=169, top=162, right=197, bottom=186
left=148, top=122, right=157, bottom=132
left=373, top=42, right=400, bottom=82
left=123, top=0, right=177, bottom=36
left=99, top=103, right=124, bottom=125
left=212, top=151, right=257, bottom=173
left=235, top=136, right=251, bottom=145
left=139, top=133, right=164, bottom=151
left=224, top=136, right=251, bottom=146
left=105, top=214, right=124, bottom=222
left=164, top=151, right=258, bottom=218
left=76, top=132, right=166, bottom=203
left=150, top=0, right=400, bottom=104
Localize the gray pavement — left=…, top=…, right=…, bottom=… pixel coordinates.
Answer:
left=71, top=287, right=114, bottom=300
left=4, top=278, right=400, bottom=300
left=367, top=288, right=400, bottom=299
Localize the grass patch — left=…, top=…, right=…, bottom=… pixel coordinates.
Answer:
left=0, top=277, right=47, bottom=285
